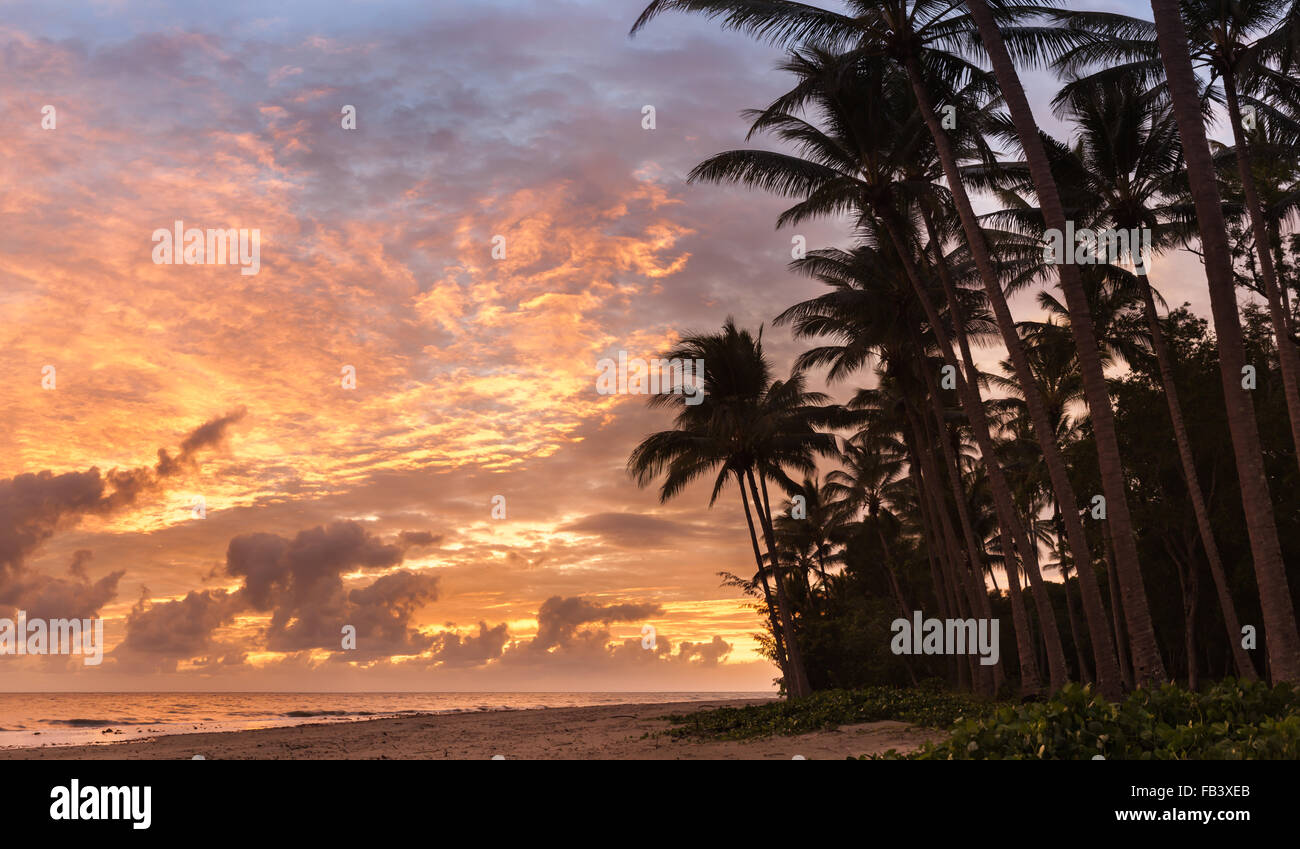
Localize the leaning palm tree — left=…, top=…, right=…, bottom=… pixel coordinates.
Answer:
left=627, top=319, right=839, bottom=696
left=987, top=317, right=1100, bottom=680
left=630, top=0, right=1140, bottom=693
left=778, top=241, right=1031, bottom=692
left=951, top=0, right=1172, bottom=687
left=988, top=79, right=1260, bottom=681
left=1052, top=0, right=1300, bottom=470
left=627, top=407, right=796, bottom=680
left=1217, top=111, right=1300, bottom=316
left=689, top=44, right=1079, bottom=691
left=1141, top=0, right=1300, bottom=682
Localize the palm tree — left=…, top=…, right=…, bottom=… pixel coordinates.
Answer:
left=846, top=372, right=982, bottom=689
left=987, top=317, right=1100, bottom=682
left=774, top=475, right=848, bottom=599
left=1218, top=110, right=1300, bottom=318
left=778, top=242, right=1030, bottom=691
left=694, top=45, right=1079, bottom=690
left=631, top=0, right=1134, bottom=694
left=627, top=319, right=840, bottom=696
left=954, top=0, right=1169, bottom=687
left=627, top=395, right=794, bottom=681
left=750, top=50, right=1073, bottom=685
left=824, top=434, right=915, bottom=622
left=1143, top=0, right=1300, bottom=683
left=1245, top=79, right=1300, bottom=325
left=990, top=79, right=1260, bottom=681
left=1052, top=0, right=1300, bottom=470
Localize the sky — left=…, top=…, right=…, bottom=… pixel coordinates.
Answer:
left=0, top=0, right=1242, bottom=691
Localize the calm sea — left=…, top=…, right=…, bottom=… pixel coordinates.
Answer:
left=0, top=691, right=772, bottom=749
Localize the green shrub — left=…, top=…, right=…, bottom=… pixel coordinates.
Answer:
left=894, top=679, right=1300, bottom=760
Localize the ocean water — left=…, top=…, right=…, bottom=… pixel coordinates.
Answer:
left=0, top=691, right=772, bottom=749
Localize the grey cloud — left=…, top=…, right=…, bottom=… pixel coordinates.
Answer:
left=155, top=407, right=247, bottom=477
left=224, top=520, right=426, bottom=654
left=0, top=550, right=123, bottom=622
left=432, top=621, right=509, bottom=667
left=117, top=589, right=243, bottom=672
left=530, top=595, right=663, bottom=651
left=675, top=635, right=732, bottom=666
left=0, top=412, right=245, bottom=615
left=398, top=530, right=442, bottom=548
left=121, top=519, right=439, bottom=666
left=343, top=570, right=441, bottom=657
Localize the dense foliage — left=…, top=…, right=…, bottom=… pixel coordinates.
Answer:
left=899, top=680, right=1300, bottom=759
left=666, top=680, right=1300, bottom=758
left=794, top=308, right=1300, bottom=693
left=629, top=0, right=1300, bottom=705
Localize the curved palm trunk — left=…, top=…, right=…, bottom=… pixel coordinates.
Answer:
left=907, top=407, right=976, bottom=621
left=873, top=511, right=914, bottom=619
left=915, top=335, right=1004, bottom=692
left=957, top=2, right=1166, bottom=688
left=913, top=488, right=961, bottom=686
left=1138, top=282, right=1258, bottom=680
left=910, top=401, right=993, bottom=692
left=1223, top=76, right=1300, bottom=473
left=1164, top=535, right=1200, bottom=689
left=1148, top=0, right=1300, bottom=683
left=906, top=433, right=967, bottom=684
left=876, top=206, right=1070, bottom=690
left=748, top=469, right=812, bottom=697
left=738, top=471, right=792, bottom=680
left=1000, top=537, right=1041, bottom=694
left=907, top=426, right=978, bottom=690
left=921, top=210, right=1039, bottom=694
left=1101, top=520, right=1135, bottom=689
left=911, top=324, right=998, bottom=610
left=922, top=519, right=955, bottom=622
left=1063, top=568, right=1092, bottom=683
left=873, top=515, right=922, bottom=686
left=902, top=55, right=1123, bottom=696
left=1271, top=226, right=1294, bottom=332
left=1054, top=507, right=1094, bottom=683
left=909, top=456, right=956, bottom=623
left=924, top=361, right=996, bottom=621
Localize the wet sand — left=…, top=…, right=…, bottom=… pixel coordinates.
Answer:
left=0, top=698, right=941, bottom=760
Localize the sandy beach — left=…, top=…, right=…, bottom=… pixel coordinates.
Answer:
left=0, top=698, right=941, bottom=760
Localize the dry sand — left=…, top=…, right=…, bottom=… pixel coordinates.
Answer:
left=0, top=698, right=942, bottom=760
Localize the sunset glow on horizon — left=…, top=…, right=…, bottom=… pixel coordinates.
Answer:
left=0, top=0, right=1238, bottom=693
left=0, top=0, right=827, bottom=691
